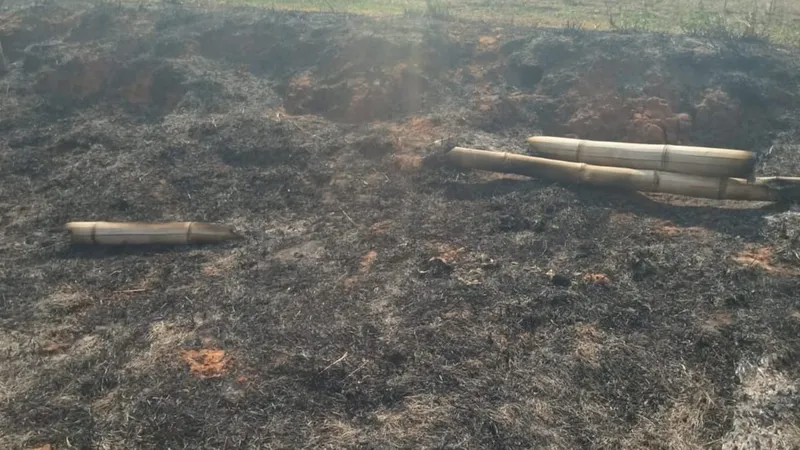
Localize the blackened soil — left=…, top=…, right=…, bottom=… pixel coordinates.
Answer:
left=1, top=2, right=799, bottom=449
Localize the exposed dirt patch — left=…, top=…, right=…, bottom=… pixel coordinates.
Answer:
left=477, top=35, right=499, bottom=52
left=566, top=93, right=695, bottom=144
left=655, top=220, right=709, bottom=237
left=35, top=58, right=116, bottom=98
left=34, top=56, right=188, bottom=113
left=359, top=250, right=377, bottom=273
left=1, top=2, right=800, bottom=450
left=181, top=348, right=230, bottom=379
left=582, top=272, right=611, bottom=286
left=276, top=30, right=449, bottom=123
left=283, top=62, right=430, bottom=123
left=733, top=245, right=800, bottom=275
left=388, top=116, right=442, bottom=153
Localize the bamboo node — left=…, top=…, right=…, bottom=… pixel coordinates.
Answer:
left=717, top=177, right=728, bottom=200
left=660, top=145, right=670, bottom=171
left=575, top=139, right=585, bottom=162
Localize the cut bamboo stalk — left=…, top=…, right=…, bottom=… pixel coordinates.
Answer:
left=65, top=221, right=244, bottom=245
left=527, top=136, right=757, bottom=178
left=445, top=146, right=800, bottom=202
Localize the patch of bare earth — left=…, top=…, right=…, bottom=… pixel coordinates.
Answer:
left=733, top=245, right=800, bottom=276
left=181, top=348, right=231, bottom=378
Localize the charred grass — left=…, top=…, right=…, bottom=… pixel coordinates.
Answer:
left=1, top=1, right=800, bottom=449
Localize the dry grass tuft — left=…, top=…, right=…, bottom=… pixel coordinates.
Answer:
left=572, top=322, right=605, bottom=366
left=374, top=395, right=454, bottom=442
left=434, top=243, right=465, bottom=263
left=720, top=354, right=800, bottom=449
left=701, top=311, right=735, bottom=334
left=344, top=250, right=378, bottom=288
left=392, top=153, right=424, bottom=171
left=127, top=321, right=195, bottom=374
left=201, top=253, right=237, bottom=276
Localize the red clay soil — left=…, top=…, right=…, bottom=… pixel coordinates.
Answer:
left=1, top=1, right=800, bottom=449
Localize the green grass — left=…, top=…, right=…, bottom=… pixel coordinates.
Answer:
left=202, top=0, right=800, bottom=47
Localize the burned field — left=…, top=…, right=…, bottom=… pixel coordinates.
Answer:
left=2, top=1, right=800, bottom=449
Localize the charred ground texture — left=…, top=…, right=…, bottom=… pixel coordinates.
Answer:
left=1, top=2, right=800, bottom=449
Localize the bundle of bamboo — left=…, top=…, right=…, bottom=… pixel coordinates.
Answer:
left=65, top=221, right=244, bottom=245
left=443, top=136, right=800, bottom=203
left=527, top=136, right=757, bottom=178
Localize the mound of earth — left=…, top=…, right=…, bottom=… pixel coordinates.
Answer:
left=1, top=2, right=799, bottom=449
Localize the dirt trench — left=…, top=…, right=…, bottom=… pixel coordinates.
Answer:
left=3, top=3, right=797, bottom=148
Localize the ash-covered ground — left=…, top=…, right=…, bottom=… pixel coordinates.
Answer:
left=1, top=1, right=799, bottom=449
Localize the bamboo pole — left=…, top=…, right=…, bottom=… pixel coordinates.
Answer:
left=445, top=146, right=800, bottom=202
left=65, top=221, right=244, bottom=245
left=527, top=136, right=757, bottom=178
